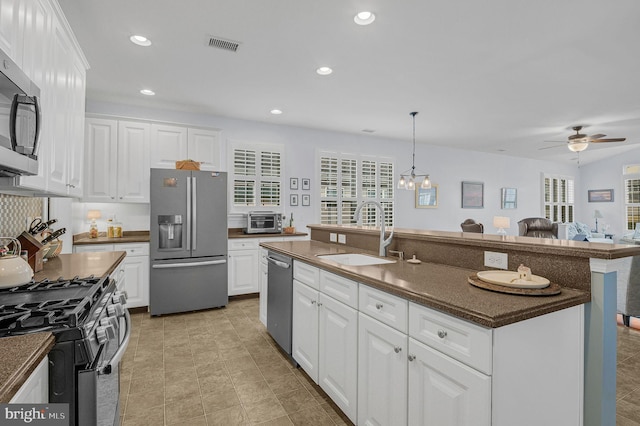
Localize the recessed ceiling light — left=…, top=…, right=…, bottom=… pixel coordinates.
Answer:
left=140, top=89, right=155, bottom=96
left=270, top=109, right=283, bottom=115
left=316, top=66, right=333, bottom=76
left=130, top=35, right=152, bottom=46
left=354, top=11, right=376, bottom=25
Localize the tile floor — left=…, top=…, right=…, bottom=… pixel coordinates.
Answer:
left=120, top=297, right=640, bottom=426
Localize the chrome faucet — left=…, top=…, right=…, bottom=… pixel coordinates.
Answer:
left=353, top=201, right=394, bottom=257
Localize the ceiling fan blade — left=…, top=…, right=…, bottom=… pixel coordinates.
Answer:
left=591, top=138, right=626, bottom=143
left=587, top=134, right=606, bottom=140
left=538, top=145, right=564, bottom=150
left=542, top=140, right=566, bottom=143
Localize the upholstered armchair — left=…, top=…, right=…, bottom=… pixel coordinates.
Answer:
left=517, top=217, right=558, bottom=239
left=618, top=256, right=640, bottom=326
left=460, top=219, right=484, bottom=233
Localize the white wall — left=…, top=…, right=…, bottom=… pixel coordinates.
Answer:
left=73, top=100, right=579, bottom=236
left=578, top=147, right=640, bottom=241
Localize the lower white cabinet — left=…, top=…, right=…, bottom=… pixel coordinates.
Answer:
left=10, top=356, right=48, bottom=403
left=259, top=248, right=268, bottom=326
left=292, top=273, right=358, bottom=423
left=73, top=243, right=149, bottom=308
left=408, top=337, right=491, bottom=426
left=228, top=246, right=260, bottom=296
left=358, top=312, right=408, bottom=426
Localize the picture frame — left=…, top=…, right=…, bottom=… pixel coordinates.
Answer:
left=588, top=189, right=614, bottom=203
left=461, top=181, right=484, bottom=208
left=501, top=187, right=517, bottom=209
left=302, top=194, right=310, bottom=206
left=415, top=185, right=438, bottom=208
left=302, top=178, right=311, bottom=191
left=290, top=194, right=298, bottom=206
left=290, top=177, right=299, bottom=190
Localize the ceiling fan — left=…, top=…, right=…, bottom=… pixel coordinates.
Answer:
left=540, top=125, right=627, bottom=152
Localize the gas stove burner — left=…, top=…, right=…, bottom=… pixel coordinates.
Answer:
left=0, top=297, right=93, bottom=336
left=3, top=275, right=101, bottom=293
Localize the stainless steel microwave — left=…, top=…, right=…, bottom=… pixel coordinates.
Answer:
left=0, top=46, right=41, bottom=177
left=244, top=211, right=283, bottom=234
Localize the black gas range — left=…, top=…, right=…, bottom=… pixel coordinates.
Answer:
left=0, top=275, right=130, bottom=426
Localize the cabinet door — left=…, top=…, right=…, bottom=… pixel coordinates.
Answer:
left=292, top=280, right=319, bottom=383
left=84, top=118, right=118, bottom=201
left=318, top=293, right=358, bottom=423
left=151, top=124, right=188, bottom=169
left=73, top=244, right=114, bottom=253
left=66, top=57, right=86, bottom=197
left=17, top=0, right=52, bottom=88
left=188, top=128, right=222, bottom=170
left=358, top=312, right=408, bottom=426
left=408, top=338, right=491, bottom=426
left=117, top=121, right=150, bottom=202
left=10, top=356, right=48, bottom=403
left=121, top=255, right=149, bottom=308
left=0, top=0, right=19, bottom=60
left=228, top=249, right=259, bottom=295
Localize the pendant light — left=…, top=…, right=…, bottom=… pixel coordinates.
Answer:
left=397, top=112, right=431, bottom=190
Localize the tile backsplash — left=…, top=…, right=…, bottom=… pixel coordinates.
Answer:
left=0, top=194, right=44, bottom=238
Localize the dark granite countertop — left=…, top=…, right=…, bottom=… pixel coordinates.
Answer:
left=34, top=251, right=127, bottom=281
left=228, top=228, right=308, bottom=239
left=260, top=240, right=590, bottom=328
left=73, top=230, right=150, bottom=245
left=0, top=333, right=55, bottom=402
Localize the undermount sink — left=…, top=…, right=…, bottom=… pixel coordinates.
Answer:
left=316, top=253, right=396, bottom=266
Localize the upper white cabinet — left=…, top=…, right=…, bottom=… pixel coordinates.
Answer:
left=5, top=0, right=88, bottom=196
left=151, top=124, right=222, bottom=170
left=84, top=118, right=150, bottom=203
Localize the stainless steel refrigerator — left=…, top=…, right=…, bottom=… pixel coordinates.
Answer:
left=149, top=168, right=228, bottom=315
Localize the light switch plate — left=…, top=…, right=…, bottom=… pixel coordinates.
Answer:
left=329, top=233, right=337, bottom=242
left=484, top=251, right=508, bottom=270
left=338, top=234, right=346, bottom=244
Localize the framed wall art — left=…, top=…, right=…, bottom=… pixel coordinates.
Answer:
left=290, top=178, right=299, bottom=190
left=415, top=185, right=438, bottom=208
left=302, top=178, right=311, bottom=190
left=290, top=194, right=298, bottom=206
left=461, top=181, right=484, bottom=208
left=501, top=187, right=517, bottom=209
left=588, top=189, right=614, bottom=202
left=302, top=194, right=310, bottom=206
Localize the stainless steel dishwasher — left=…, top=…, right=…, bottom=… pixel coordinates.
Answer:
left=266, top=251, right=293, bottom=355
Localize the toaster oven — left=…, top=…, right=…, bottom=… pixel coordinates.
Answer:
left=245, top=211, right=283, bottom=234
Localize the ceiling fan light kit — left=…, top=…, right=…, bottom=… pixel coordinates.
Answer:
left=398, top=112, right=431, bottom=190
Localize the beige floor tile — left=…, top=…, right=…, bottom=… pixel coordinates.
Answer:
left=165, top=378, right=201, bottom=405
left=165, top=394, right=204, bottom=425
left=229, top=364, right=265, bottom=386
left=122, top=407, right=164, bottom=426
left=235, top=379, right=275, bottom=405
left=287, top=404, right=334, bottom=426
left=265, top=372, right=303, bottom=395
left=124, top=390, right=164, bottom=418
left=225, top=354, right=258, bottom=372
left=206, top=405, right=251, bottom=426
left=128, top=372, right=164, bottom=395
left=243, top=394, right=288, bottom=424
left=252, top=416, right=294, bottom=426
left=276, top=388, right=319, bottom=414
left=201, top=389, right=242, bottom=414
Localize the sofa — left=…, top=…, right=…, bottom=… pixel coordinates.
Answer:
left=617, top=256, right=640, bottom=326
left=556, top=222, right=611, bottom=244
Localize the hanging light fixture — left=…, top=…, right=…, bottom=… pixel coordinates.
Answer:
left=397, top=112, right=431, bottom=190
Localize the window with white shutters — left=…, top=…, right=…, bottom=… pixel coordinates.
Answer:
left=542, top=174, right=574, bottom=223
left=624, top=164, right=640, bottom=231
left=319, top=152, right=394, bottom=227
left=231, top=142, right=283, bottom=211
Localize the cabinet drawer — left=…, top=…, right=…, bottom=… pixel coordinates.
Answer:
left=359, top=284, right=408, bottom=333
left=73, top=244, right=114, bottom=253
left=114, top=243, right=149, bottom=256
left=320, top=271, right=358, bottom=309
left=228, top=239, right=259, bottom=251
left=409, top=302, right=493, bottom=375
left=293, top=261, right=320, bottom=290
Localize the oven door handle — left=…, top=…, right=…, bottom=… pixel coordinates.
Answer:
left=99, top=308, right=131, bottom=375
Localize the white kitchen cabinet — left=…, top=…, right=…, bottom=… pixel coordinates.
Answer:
left=292, top=279, right=319, bottom=381
left=228, top=242, right=260, bottom=295
left=83, top=118, right=150, bottom=203
left=0, top=0, right=19, bottom=61
left=10, top=356, right=48, bottom=403
left=73, top=243, right=150, bottom=309
left=151, top=124, right=222, bottom=170
left=259, top=248, right=268, bottom=326
left=408, top=337, right=491, bottom=426
left=16, top=0, right=52, bottom=89
left=358, top=311, right=408, bottom=426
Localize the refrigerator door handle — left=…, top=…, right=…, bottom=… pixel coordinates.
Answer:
left=152, top=259, right=227, bottom=269
left=186, top=176, right=192, bottom=251
left=192, top=175, right=197, bottom=251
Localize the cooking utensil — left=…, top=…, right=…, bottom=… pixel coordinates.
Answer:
left=0, top=237, right=34, bottom=288
left=28, top=218, right=58, bottom=235
left=41, top=228, right=66, bottom=245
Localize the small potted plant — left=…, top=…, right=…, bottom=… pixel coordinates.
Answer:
left=284, top=213, right=295, bottom=234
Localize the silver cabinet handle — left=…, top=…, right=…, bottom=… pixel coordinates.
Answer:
left=394, top=347, right=402, bottom=353
left=408, top=354, right=416, bottom=362
left=318, top=302, right=323, bottom=307
left=437, top=329, right=447, bottom=339
left=311, top=300, right=316, bottom=305
left=375, top=303, right=383, bottom=310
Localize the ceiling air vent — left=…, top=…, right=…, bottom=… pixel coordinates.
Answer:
left=207, top=36, right=241, bottom=52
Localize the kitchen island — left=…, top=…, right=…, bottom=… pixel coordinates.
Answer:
left=262, top=225, right=640, bottom=426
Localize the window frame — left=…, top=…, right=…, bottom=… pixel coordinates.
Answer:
left=541, top=173, right=575, bottom=223
left=623, top=164, right=640, bottom=231
left=229, top=140, right=284, bottom=214
left=318, top=151, right=395, bottom=227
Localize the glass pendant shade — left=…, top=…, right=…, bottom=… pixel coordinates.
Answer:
left=407, top=177, right=415, bottom=190
left=420, top=175, right=431, bottom=189
left=568, top=141, right=589, bottom=152
left=397, top=112, right=431, bottom=190
left=397, top=176, right=406, bottom=189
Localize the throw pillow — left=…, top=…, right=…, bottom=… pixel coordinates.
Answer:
left=566, top=222, right=579, bottom=240
left=575, top=222, right=593, bottom=238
